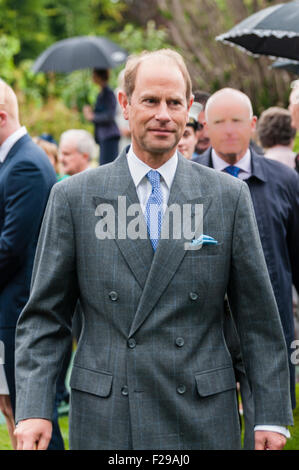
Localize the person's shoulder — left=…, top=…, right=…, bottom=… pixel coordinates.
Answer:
left=54, top=163, right=115, bottom=194
left=6, top=136, right=56, bottom=179
left=253, top=152, right=298, bottom=186
left=13, top=135, right=50, bottom=163
left=188, top=155, right=242, bottom=185
left=192, top=150, right=210, bottom=165
left=185, top=155, right=245, bottom=202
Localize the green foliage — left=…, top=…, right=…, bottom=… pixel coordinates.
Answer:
left=293, top=133, right=299, bottom=153
left=118, top=20, right=172, bottom=54
left=58, top=70, right=98, bottom=111
left=0, top=35, right=20, bottom=82
left=0, top=0, right=128, bottom=63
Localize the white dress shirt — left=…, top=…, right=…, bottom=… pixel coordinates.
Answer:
left=0, top=365, right=9, bottom=395
left=211, top=148, right=252, bottom=180
left=127, top=145, right=178, bottom=215
left=211, top=147, right=290, bottom=439
left=0, top=126, right=27, bottom=163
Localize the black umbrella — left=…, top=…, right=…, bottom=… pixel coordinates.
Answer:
left=271, top=58, right=299, bottom=74
left=32, top=36, right=128, bottom=73
left=216, top=0, right=299, bottom=61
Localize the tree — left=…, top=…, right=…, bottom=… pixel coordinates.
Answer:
left=124, top=0, right=295, bottom=113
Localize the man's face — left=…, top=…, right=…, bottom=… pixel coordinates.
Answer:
left=120, top=58, right=192, bottom=166
left=195, top=110, right=210, bottom=154
left=178, top=125, right=198, bottom=159
left=59, top=139, right=88, bottom=176
left=206, top=94, right=256, bottom=164
left=289, top=89, right=299, bottom=130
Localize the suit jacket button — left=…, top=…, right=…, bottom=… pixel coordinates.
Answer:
left=177, top=384, right=186, bottom=394
left=121, top=386, right=128, bottom=396
left=175, top=337, right=184, bottom=347
left=109, top=291, right=118, bottom=301
left=189, top=292, right=198, bottom=301
left=127, top=338, right=136, bottom=349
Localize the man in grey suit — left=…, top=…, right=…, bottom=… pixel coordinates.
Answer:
left=14, top=49, right=292, bottom=450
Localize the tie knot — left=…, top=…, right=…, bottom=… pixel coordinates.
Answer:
left=147, top=169, right=161, bottom=189
left=224, top=165, right=241, bottom=178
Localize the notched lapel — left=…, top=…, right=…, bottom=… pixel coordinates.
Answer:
left=92, top=180, right=154, bottom=289
left=129, top=156, right=213, bottom=336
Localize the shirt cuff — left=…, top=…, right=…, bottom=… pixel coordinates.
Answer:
left=254, top=425, right=290, bottom=438
left=0, top=364, right=9, bottom=395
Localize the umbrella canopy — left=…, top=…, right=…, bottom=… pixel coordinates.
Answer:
left=271, top=58, right=299, bottom=74
left=216, top=0, right=299, bottom=60
left=32, top=36, right=128, bottom=73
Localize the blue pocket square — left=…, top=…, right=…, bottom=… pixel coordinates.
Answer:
left=190, top=235, right=218, bottom=246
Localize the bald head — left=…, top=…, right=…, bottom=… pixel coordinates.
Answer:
left=0, top=79, right=20, bottom=143
left=205, top=88, right=253, bottom=123
left=0, top=80, right=19, bottom=121
left=204, top=88, right=256, bottom=164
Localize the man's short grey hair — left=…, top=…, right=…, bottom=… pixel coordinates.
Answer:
left=60, top=129, right=96, bottom=161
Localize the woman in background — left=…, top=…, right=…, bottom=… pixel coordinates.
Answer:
left=257, top=107, right=297, bottom=169
left=33, top=135, right=68, bottom=181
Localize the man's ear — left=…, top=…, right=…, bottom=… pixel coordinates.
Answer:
left=187, top=96, right=194, bottom=112
left=0, top=110, right=7, bottom=127
left=186, top=96, right=194, bottom=124
left=118, top=90, right=129, bottom=120
left=251, top=115, right=258, bottom=134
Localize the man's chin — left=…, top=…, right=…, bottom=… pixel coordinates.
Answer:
left=219, top=152, right=239, bottom=164
left=143, top=141, right=178, bottom=155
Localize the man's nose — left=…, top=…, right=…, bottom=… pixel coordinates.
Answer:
left=155, top=102, right=171, bottom=121
left=223, top=122, right=234, bottom=133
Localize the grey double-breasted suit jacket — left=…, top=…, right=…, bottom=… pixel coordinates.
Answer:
left=15, top=149, right=293, bottom=450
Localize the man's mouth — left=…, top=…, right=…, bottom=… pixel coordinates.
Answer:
left=149, top=129, right=174, bottom=135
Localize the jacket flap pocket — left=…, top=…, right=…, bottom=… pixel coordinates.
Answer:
left=195, top=366, right=236, bottom=397
left=70, top=365, right=113, bottom=397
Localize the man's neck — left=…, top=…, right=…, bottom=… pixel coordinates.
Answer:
left=131, top=143, right=177, bottom=170
left=216, top=150, right=247, bottom=165
left=0, top=123, right=21, bottom=145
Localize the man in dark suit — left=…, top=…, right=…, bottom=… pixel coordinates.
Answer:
left=14, top=51, right=292, bottom=450
left=193, top=87, right=299, bottom=446
left=0, top=79, right=63, bottom=449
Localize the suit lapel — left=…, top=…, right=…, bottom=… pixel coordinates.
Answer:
left=93, top=150, right=154, bottom=289
left=129, top=154, right=212, bottom=337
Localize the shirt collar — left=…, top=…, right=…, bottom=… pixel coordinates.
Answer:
left=211, top=148, right=251, bottom=176
left=0, top=126, right=27, bottom=163
left=127, top=144, right=178, bottom=190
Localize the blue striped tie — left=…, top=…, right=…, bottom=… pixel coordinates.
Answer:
left=146, top=170, right=163, bottom=251
left=223, top=165, right=241, bottom=177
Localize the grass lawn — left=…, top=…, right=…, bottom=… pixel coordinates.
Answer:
left=1, top=385, right=299, bottom=450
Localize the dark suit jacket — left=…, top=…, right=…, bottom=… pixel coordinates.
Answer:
left=0, top=134, right=56, bottom=329
left=93, top=85, right=120, bottom=143
left=194, top=147, right=299, bottom=408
